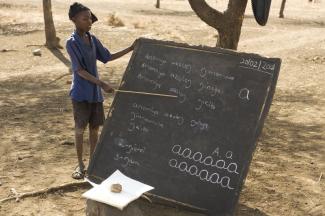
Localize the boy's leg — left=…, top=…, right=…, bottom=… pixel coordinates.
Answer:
left=72, top=100, right=91, bottom=179
left=89, top=102, right=105, bottom=160
left=89, top=126, right=99, bottom=158
left=75, top=126, right=86, bottom=171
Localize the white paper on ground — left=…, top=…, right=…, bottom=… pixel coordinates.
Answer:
left=82, top=170, right=154, bottom=210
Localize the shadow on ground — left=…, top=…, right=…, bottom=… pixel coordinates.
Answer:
left=240, top=88, right=324, bottom=215
left=48, top=47, right=71, bottom=68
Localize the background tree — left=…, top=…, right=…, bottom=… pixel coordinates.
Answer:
left=188, top=0, right=248, bottom=50
left=43, top=0, right=61, bottom=48
left=279, top=0, right=286, bottom=18
left=156, top=0, right=160, bottom=8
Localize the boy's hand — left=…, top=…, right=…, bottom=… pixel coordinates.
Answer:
left=131, top=39, right=138, bottom=50
left=101, top=82, right=114, bottom=93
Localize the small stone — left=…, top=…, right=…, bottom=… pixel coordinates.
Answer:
left=110, top=183, right=122, bottom=193
left=32, top=49, right=42, bottom=56
left=18, top=156, right=22, bottom=160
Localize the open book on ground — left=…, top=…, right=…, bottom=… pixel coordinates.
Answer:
left=82, top=170, right=154, bottom=210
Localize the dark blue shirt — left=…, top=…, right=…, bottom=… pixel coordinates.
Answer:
left=66, top=31, right=111, bottom=102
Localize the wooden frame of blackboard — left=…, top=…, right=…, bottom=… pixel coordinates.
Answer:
left=88, top=38, right=281, bottom=216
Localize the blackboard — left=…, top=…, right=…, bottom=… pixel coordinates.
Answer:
left=87, top=38, right=281, bottom=216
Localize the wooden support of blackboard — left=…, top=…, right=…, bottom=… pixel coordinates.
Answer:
left=86, top=198, right=206, bottom=216
left=115, top=89, right=178, bottom=98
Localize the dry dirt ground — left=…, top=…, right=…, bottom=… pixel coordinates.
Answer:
left=0, top=0, right=324, bottom=215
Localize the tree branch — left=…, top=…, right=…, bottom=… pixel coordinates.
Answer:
left=0, top=181, right=90, bottom=204
left=188, top=0, right=224, bottom=30
left=225, top=0, right=248, bottom=21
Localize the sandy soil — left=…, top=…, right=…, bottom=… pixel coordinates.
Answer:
left=0, top=0, right=324, bottom=215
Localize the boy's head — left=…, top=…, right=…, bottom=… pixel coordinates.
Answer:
left=69, top=2, right=97, bottom=32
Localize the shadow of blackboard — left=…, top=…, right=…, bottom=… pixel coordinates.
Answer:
left=88, top=38, right=281, bottom=216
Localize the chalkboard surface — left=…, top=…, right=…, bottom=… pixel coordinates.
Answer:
left=88, top=38, right=281, bottom=216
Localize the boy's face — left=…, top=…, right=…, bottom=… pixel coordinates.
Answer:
left=72, top=10, right=92, bottom=32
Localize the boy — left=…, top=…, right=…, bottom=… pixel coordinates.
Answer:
left=66, top=2, right=135, bottom=179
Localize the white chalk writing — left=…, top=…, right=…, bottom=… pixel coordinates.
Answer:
left=141, top=63, right=165, bottom=78
left=225, top=151, right=233, bottom=159
left=114, top=138, right=146, bottom=154
left=198, top=81, right=223, bottom=97
left=145, top=54, right=167, bottom=65
left=132, top=102, right=159, bottom=116
left=171, top=62, right=192, bottom=74
left=128, top=122, right=149, bottom=133
left=170, top=73, right=192, bottom=88
left=190, top=119, right=208, bottom=131
left=114, top=153, right=140, bottom=167
left=200, top=67, right=234, bottom=81
left=119, top=143, right=145, bottom=154
left=238, top=88, right=250, bottom=100
left=163, top=113, right=184, bottom=126
left=169, top=88, right=186, bottom=103
left=171, top=145, right=239, bottom=174
left=239, top=58, right=275, bottom=76
left=169, top=159, right=234, bottom=190
left=137, top=73, right=161, bottom=89
left=131, top=112, right=164, bottom=128
left=195, top=99, right=216, bottom=111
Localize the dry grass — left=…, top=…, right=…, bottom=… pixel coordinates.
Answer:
left=106, top=13, right=125, bottom=27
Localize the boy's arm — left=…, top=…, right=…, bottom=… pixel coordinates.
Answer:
left=77, top=69, right=113, bottom=93
left=66, top=40, right=113, bottom=93
left=94, top=37, right=137, bottom=62
left=109, top=45, right=134, bottom=61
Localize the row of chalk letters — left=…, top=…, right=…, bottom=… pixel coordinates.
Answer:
left=137, top=68, right=252, bottom=104
left=129, top=102, right=213, bottom=133
left=171, top=144, right=239, bottom=175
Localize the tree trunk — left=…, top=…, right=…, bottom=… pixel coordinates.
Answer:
left=279, top=0, right=286, bottom=18
left=156, top=0, right=160, bottom=8
left=43, top=0, right=61, bottom=49
left=217, top=24, right=241, bottom=50
left=188, top=0, right=247, bottom=50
